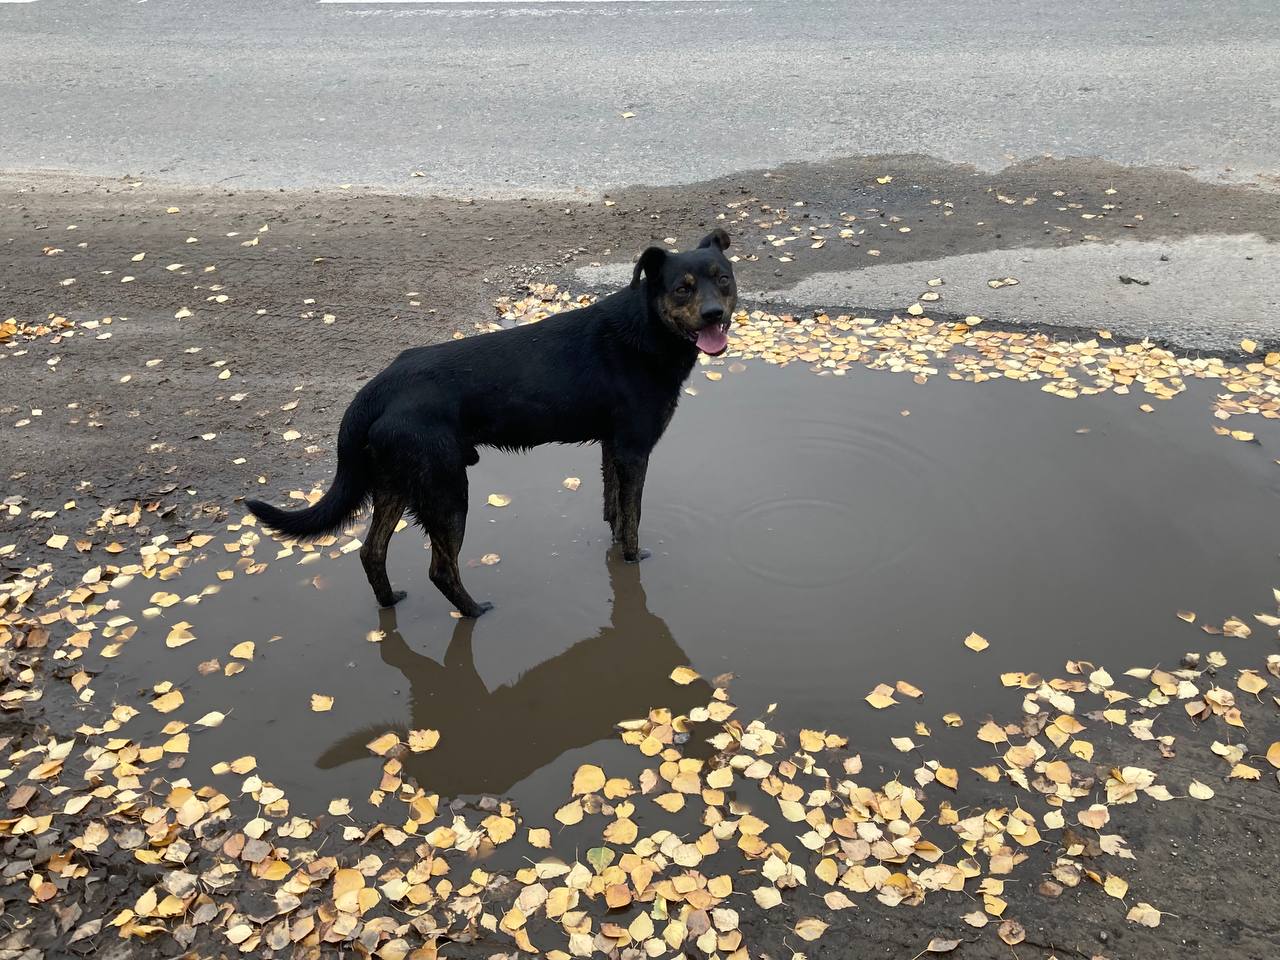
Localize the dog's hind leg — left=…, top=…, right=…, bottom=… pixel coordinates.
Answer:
left=426, top=508, right=492, bottom=618
left=414, top=459, right=492, bottom=619
left=601, top=442, right=620, bottom=540
left=361, top=491, right=407, bottom=607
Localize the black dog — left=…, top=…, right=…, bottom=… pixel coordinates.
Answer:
left=247, top=230, right=736, bottom=617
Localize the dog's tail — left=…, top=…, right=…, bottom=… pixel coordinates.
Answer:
left=247, top=411, right=372, bottom=540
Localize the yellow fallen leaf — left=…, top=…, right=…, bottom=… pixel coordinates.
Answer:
left=1267, top=742, right=1280, bottom=769
left=1238, top=671, right=1267, bottom=696
left=1188, top=780, right=1215, bottom=800
left=486, top=494, right=511, bottom=507
left=329, top=797, right=352, bottom=816
left=964, top=632, right=989, bottom=652
left=311, top=694, right=334, bottom=712
left=794, top=917, right=828, bottom=941
left=152, top=690, right=183, bottom=713
left=408, top=729, right=440, bottom=752
left=753, top=886, right=782, bottom=909
left=562, top=477, right=581, bottom=491
left=1104, top=874, right=1129, bottom=899
left=333, top=868, right=364, bottom=899
left=166, top=622, right=196, bottom=648
left=1126, top=902, right=1161, bottom=927
left=571, top=764, right=606, bottom=795
left=229, top=641, right=254, bottom=660
left=669, top=666, right=700, bottom=685
left=1241, top=338, right=1257, bottom=353
left=366, top=732, right=400, bottom=756
left=554, top=800, right=583, bottom=825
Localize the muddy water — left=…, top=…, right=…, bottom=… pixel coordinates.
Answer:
left=96, top=362, right=1280, bottom=832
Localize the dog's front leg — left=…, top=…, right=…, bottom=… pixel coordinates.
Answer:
left=602, top=443, right=620, bottom=539
left=615, top=452, right=650, bottom=562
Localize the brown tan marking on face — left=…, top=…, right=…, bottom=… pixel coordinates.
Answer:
left=658, top=273, right=704, bottom=338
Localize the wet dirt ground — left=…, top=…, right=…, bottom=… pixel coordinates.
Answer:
left=2, top=160, right=1280, bottom=958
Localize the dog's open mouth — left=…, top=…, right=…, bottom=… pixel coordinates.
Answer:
left=692, top=321, right=731, bottom=356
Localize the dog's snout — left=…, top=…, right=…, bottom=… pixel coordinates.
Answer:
left=700, top=305, right=725, bottom=325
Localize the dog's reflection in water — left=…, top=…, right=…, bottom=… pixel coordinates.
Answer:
left=316, top=558, right=713, bottom=797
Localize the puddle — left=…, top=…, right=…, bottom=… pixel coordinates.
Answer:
left=93, top=361, right=1280, bottom=836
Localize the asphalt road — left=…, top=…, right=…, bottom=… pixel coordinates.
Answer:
left=2, top=0, right=1279, bottom=195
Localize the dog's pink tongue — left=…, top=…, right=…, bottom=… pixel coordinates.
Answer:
left=696, top=326, right=728, bottom=355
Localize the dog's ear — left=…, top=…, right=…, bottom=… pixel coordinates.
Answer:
left=697, top=229, right=731, bottom=252
left=630, top=246, right=667, bottom=289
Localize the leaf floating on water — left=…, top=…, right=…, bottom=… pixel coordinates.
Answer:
left=1238, top=671, right=1268, bottom=696
left=1176, top=610, right=1196, bottom=623
left=865, top=683, right=897, bottom=710
left=310, top=694, right=334, bottom=712
left=229, top=641, right=255, bottom=660
left=572, top=764, right=606, bottom=795
left=1223, top=617, right=1252, bottom=638
left=554, top=799, right=584, bottom=825
left=670, top=666, right=700, bottom=685
left=195, top=711, right=225, bottom=728
left=151, top=690, right=183, bottom=713
left=166, top=622, right=196, bottom=648
left=964, top=632, right=989, bottom=652
left=561, top=476, right=581, bottom=491
left=408, top=729, right=440, bottom=752
left=486, top=493, right=511, bottom=507
left=328, top=797, right=352, bottom=816
left=366, top=732, right=400, bottom=756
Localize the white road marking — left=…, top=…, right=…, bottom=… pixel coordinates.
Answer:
left=320, top=0, right=738, bottom=4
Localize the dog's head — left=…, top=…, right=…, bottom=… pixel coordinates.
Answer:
left=631, top=230, right=736, bottom=356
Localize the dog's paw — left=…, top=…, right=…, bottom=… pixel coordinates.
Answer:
left=623, top=548, right=652, bottom=564
left=378, top=590, right=408, bottom=608
left=461, top=601, right=495, bottom=618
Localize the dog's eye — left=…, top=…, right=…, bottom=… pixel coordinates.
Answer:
left=674, top=286, right=691, bottom=298
left=717, top=275, right=732, bottom=289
